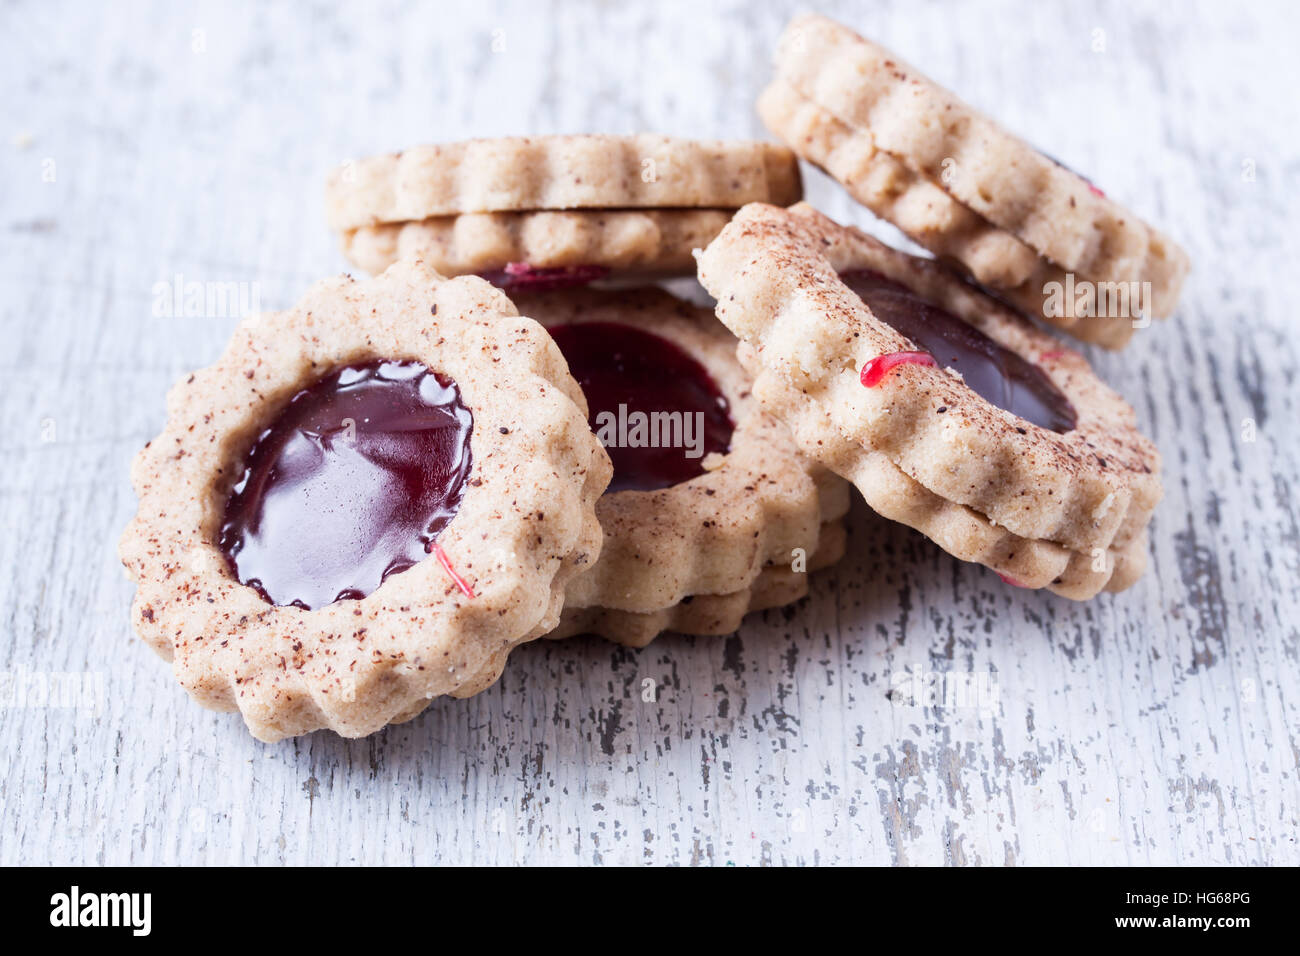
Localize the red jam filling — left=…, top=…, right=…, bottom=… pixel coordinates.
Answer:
left=842, top=270, right=1077, bottom=433
left=547, top=321, right=733, bottom=493
left=220, top=361, right=473, bottom=610
left=480, top=262, right=610, bottom=292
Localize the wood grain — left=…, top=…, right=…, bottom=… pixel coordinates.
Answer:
left=1, top=0, right=1296, bottom=866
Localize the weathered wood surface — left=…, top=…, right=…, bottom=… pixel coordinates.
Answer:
left=1, top=0, right=1296, bottom=866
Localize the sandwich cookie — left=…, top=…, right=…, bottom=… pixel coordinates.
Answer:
left=759, top=15, right=1190, bottom=348
left=697, top=202, right=1161, bottom=598
left=119, top=259, right=611, bottom=740
left=327, top=135, right=802, bottom=283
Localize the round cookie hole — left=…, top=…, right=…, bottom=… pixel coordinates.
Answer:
left=219, top=360, right=474, bottom=610
left=548, top=321, right=734, bottom=493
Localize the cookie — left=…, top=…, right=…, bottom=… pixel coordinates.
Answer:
left=325, top=135, right=802, bottom=230
left=118, top=259, right=611, bottom=741
left=327, top=136, right=801, bottom=285
left=696, top=202, right=1161, bottom=595
left=763, top=14, right=1189, bottom=347
left=547, top=520, right=847, bottom=647
left=341, top=208, right=734, bottom=277
left=507, top=285, right=851, bottom=643
left=758, top=81, right=1135, bottom=348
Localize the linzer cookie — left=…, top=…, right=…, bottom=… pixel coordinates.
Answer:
left=508, top=285, right=850, bottom=645
left=760, top=14, right=1189, bottom=348
left=118, top=259, right=611, bottom=741
left=326, top=135, right=801, bottom=281
left=697, top=203, right=1161, bottom=598
left=341, top=209, right=735, bottom=279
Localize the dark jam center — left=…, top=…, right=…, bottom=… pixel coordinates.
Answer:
left=841, top=270, right=1077, bottom=433
left=548, top=321, right=733, bottom=493
left=220, top=361, right=473, bottom=610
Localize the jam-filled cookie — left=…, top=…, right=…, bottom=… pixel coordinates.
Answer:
left=697, top=203, right=1161, bottom=598
left=325, top=135, right=801, bottom=282
left=118, top=259, right=611, bottom=741
left=342, top=209, right=736, bottom=280
left=760, top=15, right=1189, bottom=348
left=508, top=285, right=850, bottom=645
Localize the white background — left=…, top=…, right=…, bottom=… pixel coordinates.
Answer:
left=2, top=0, right=1297, bottom=865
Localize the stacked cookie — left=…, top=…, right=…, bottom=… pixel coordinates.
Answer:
left=325, top=134, right=802, bottom=282
left=122, top=15, right=1184, bottom=740
left=689, top=15, right=1180, bottom=598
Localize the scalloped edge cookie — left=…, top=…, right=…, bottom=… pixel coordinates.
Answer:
left=325, top=135, right=802, bottom=231
left=118, top=259, right=612, bottom=742
left=767, top=15, right=1189, bottom=343
left=340, top=208, right=736, bottom=277
left=547, top=520, right=847, bottom=646
left=508, top=285, right=851, bottom=615
left=757, top=80, right=1139, bottom=347
left=696, top=202, right=1161, bottom=555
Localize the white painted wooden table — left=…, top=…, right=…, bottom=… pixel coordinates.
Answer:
left=2, top=0, right=1297, bottom=866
